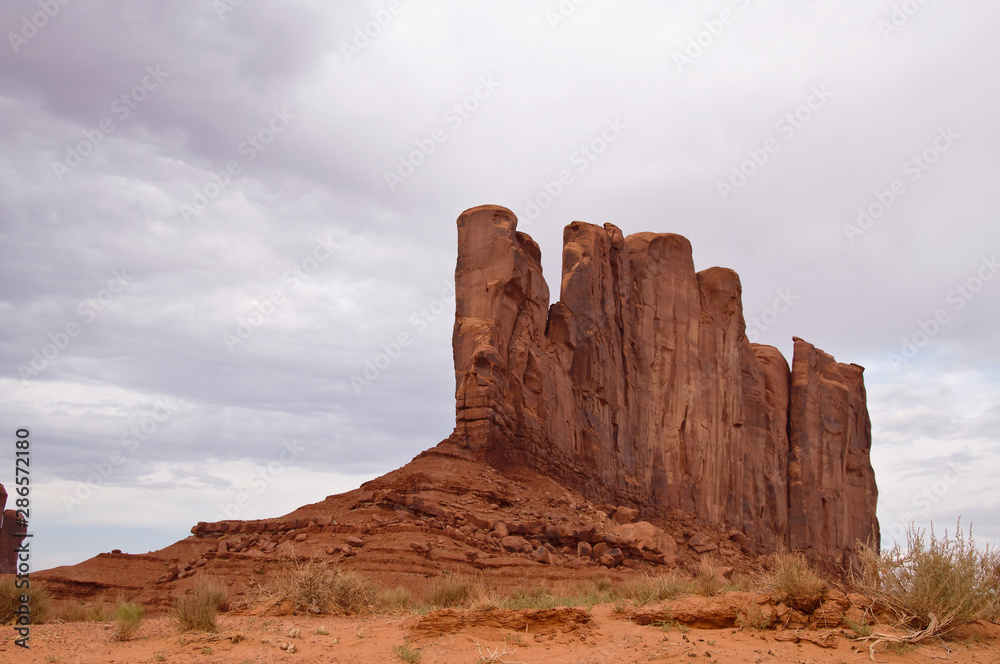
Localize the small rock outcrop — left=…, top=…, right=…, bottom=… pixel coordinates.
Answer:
left=449, top=204, right=878, bottom=567
left=0, top=483, right=29, bottom=574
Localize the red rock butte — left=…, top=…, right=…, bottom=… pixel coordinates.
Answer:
left=35, top=204, right=880, bottom=606
left=445, top=204, right=878, bottom=567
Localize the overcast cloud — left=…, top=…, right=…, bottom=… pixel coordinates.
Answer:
left=1, top=0, right=998, bottom=570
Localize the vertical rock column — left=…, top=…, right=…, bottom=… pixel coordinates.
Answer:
left=451, top=205, right=549, bottom=455
left=788, top=337, right=880, bottom=565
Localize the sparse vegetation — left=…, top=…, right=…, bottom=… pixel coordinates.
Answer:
left=475, top=640, right=523, bottom=663
left=248, top=561, right=380, bottom=615
left=652, top=617, right=690, bottom=633
left=854, top=521, right=1000, bottom=643
left=425, top=575, right=474, bottom=608
left=766, top=551, right=826, bottom=608
left=844, top=613, right=873, bottom=637
left=50, top=598, right=113, bottom=623
left=392, top=639, right=422, bottom=662
left=615, top=571, right=690, bottom=604
left=736, top=602, right=771, bottom=630
left=175, top=580, right=228, bottom=632
left=0, top=577, right=52, bottom=625
left=378, top=586, right=412, bottom=611
left=692, top=557, right=726, bottom=597
left=112, top=601, right=145, bottom=641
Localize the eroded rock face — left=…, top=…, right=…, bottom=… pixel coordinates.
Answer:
left=450, top=204, right=878, bottom=566
left=788, top=337, right=880, bottom=564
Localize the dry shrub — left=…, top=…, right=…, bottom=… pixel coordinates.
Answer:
left=425, top=575, right=474, bottom=608
left=726, top=573, right=760, bottom=593
left=175, top=580, right=228, bottom=632
left=692, top=557, right=726, bottom=597
left=615, top=570, right=692, bottom=604
left=468, top=583, right=505, bottom=611
left=51, top=598, right=113, bottom=623
left=378, top=586, right=412, bottom=611
left=854, top=521, right=1000, bottom=637
left=277, top=562, right=379, bottom=614
left=505, top=584, right=560, bottom=610
left=767, top=551, right=825, bottom=611
left=113, top=601, right=145, bottom=640
left=0, top=577, right=51, bottom=625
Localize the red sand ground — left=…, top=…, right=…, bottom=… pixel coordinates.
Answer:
left=4, top=609, right=999, bottom=663
left=16, top=442, right=1000, bottom=662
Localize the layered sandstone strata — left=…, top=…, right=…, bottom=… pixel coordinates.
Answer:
left=450, top=204, right=878, bottom=566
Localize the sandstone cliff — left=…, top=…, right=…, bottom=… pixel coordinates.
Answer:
left=450, top=204, right=878, bottom=567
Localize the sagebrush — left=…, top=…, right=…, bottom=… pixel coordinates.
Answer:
left=853, top=520, right=1000, bottom=647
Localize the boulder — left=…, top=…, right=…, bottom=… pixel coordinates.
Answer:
left=688, top=534, right=717, bottom=554
left=500, top=535, right=530, bottom=553
left=611, top=521, right=677, bottom=557
left=611, top=506, right=639, bottom=525
left=531, top=546, right=552, bottom=564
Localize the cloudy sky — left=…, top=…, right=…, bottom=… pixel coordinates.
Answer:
left=1, top=1, right=997, bottom=571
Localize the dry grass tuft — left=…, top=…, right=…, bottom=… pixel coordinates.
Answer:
left=0, top=577, right=52, bottom=625
left=175, top=580, right=228, bottom=632
left=112, top=601, right=145, bottom=640
left=766, top=551, right=826, bottom=610
left=425, top=575, right=475, bottom=608
left=692, top=557, right=726, bottom=597
left=378, top=586, right=412, bottom=612
left=51, top=598, right=113, bottom=623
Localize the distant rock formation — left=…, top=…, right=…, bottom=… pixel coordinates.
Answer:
left=0, top=483, right=29, bottom=574
left=449, top=204, right=878, bottom=567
